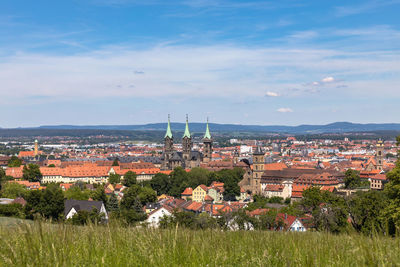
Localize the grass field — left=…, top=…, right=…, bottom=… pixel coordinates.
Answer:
left=0, top=221, right=399, bottom=266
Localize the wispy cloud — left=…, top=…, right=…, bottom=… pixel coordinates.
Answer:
left=265, top=91, right=279, bottom=97
left=277, top=108, right=293, bottom=113
left=335, top=0, right=400, bottom=17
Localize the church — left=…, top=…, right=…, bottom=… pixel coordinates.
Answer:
left=161, top=116, right=213, bottom=170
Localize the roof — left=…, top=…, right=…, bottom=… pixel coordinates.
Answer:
left=196, top=184, right=208, bottom=192
left=181, top=187, right=193, bottom=196
left=204, top=195, right=214, bottom=201
left=203, top=119, right=211, bottom=140
left=264, top=162, right=288, bottom=171
left=64, top=199, right=104, bottom=217
left=182, top=115, right=191, bottom=139
left=165, top=115, right=173, bottom=139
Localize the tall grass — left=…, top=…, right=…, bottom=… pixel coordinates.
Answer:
left=0, top=220, right=399, bottom=266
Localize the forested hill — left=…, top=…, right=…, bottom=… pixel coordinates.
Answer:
left=36, top=122, right=400, bottom=134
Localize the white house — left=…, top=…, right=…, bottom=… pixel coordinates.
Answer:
left=64, top=199, right=108, bottom=221
left=146, top=205, right=173, bottom=227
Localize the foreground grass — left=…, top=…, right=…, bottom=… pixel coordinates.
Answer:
left=0, top=222, right=399, bottom=266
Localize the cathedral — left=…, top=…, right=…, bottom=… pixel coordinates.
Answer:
left=161, top=116, right=213, bottom=170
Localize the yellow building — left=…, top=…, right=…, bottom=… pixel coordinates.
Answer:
left=192, top=184, right=208, bottom=202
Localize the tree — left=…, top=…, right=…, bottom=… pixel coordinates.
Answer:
left=0, top=182, right=27, bottom=199
left=112, top=158, right=119, bottom=166
left=150, top=173, right=170, bottom=195
left=64, top=186, right=90, bottom=200
left=22, top=164, right=42, bottom=182
left=109, top=173, right=121, bottom=184
left=107, top=194, right=119, bottom=213
left=40, top=183, right=65, bottom=220
left=122, top=171, right=137, bottom=187
left=344, top=169, right=362, bottom=189
left=70, top=209, right=104, bottom=225
left=8, top=156, right=22, bottom=167
left=121, top=185, right=156, bottom=208
left=347, top=190, right=388, bottom=235
left=90, top=187, right=108, bottom=205
left=187, top=167, right=211, bottom=188
left=168, top=167, right=189, bottom=197
left=48, top=164, right=56, bottom=168
left=382, top=136, right=400, bottom=235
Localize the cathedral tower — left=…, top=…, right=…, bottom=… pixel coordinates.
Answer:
left=202, top=118, right=212, bottom=163
left=376, top=139, right=384, bottom=170
left=182, top=115, right=192, bottom=167
left=252, top=145, right=265, bottom=195
left=162, top=115, right=174, bottom=170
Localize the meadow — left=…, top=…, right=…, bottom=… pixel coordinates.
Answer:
left=0, top=220, right=399, bottom=266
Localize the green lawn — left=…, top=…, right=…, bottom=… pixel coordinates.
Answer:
left=0, top=221, right=398, bottom=266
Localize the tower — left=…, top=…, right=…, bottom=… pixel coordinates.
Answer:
left=34, top=139, right=39, bottom=156
left=252, top=145, right=265, bottom=195
left=376, top=139, right=384, bottom=170
left=202, top=118, right=212, bottom=163
left=233, top=147, right=239, bottom=165
left=182, top=115, right=192, bottom=167
left=162, top=115, right=174, bottom=170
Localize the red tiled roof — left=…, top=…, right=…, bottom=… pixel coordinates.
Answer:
left=181, top=187, right=193, bottom=196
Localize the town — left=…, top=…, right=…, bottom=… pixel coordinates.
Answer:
left=0, top=118, right=397, bottom=233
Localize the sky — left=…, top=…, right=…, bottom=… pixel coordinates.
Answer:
left=0, top=0, right=400, bottom=127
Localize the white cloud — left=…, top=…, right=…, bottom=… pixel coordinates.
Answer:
left=277, top=108, right=293, bottom=113
left=321, top=76, right=335, bottom=83
left=0, top=39, right=399, bottom=104
left=265, top=91, right=279, bottom=97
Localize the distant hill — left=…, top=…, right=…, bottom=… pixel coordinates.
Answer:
left=36, top=122, right=400, bottom=134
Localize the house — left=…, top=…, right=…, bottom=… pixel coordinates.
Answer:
left=276, top=213, right=307, bottom=232
left=64, top=199, right=108, bottom=220
left=192, top=185, right=208, bottom=202
left=146, top=205, right=174, bottom=227
left=181, top=187, right=193, bottom=200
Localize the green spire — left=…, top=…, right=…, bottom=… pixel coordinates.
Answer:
left=165, top=115, right=173, bottom=139
left=183, top=114, right=191, bottom=138
left=204, top=118, right=211, bottom=139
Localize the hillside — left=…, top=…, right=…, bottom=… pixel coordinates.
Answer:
left=0, top=222, right=398, bottom=266
left=37, top=121, right=400, bottom=133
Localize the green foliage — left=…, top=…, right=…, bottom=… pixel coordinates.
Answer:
left=107, top=194, right=119, bottom=213
left=348, top=190, right=388, bottom=235
left=48, top=164, right=56, bottom=168
left=382, top=147, right=400, bottom=235
left=108, top=173, right=121, bottom=184
left=8, top=156, right=22, bottom=167
left=168, top=167, right=189, bottom=197
left=70, top=209, right=105, bottom=225
left=64, top=186, right=90, bottom=200
left=24, top=183, right=64, bottom=220
left=122, top=171, right=137, bottom=187
left=22, top=164, right=42, bottom=182
left=344, top=169, right=369, bottom=189
left=112, top=158, right=119, bottom=166
left=119, top=185, right=156, bottom=224
left=0, top=203, right=24, bottom=218
left=1, top=223, right=400, bottom=266
left=121, top=185, right=156, bottom=208
left=150, top=173, right=171, bottom=195
left=301, top=187, right=348, bottom=233
left=0, top=182, right=27, bottom=198
left=90, top=187, right=108, bottom=205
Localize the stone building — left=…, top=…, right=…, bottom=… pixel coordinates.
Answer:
left=161, top=115, right=213, bottom=170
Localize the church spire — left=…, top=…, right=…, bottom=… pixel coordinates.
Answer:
left=164, top=114, right=173, bottom=139
left=203, top=117, right=211, bottom=139
left=183, top=114, right=191, bottom=138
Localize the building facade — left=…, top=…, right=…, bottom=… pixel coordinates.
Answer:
left=161, top=116, right=213, bottom=170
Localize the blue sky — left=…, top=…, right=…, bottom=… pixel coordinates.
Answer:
left=0, top=0, right=399, bottom=127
